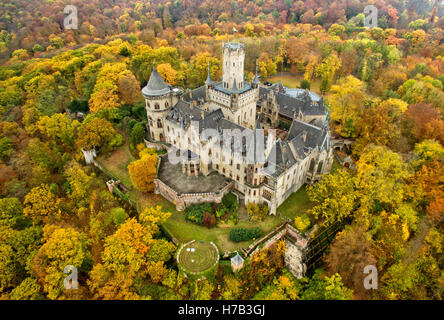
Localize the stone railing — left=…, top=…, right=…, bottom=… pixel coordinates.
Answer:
left=154, top=177, right=234, bottom=211
left=244, top=222, right=288, bottom=257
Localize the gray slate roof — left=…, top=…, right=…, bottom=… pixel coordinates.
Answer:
left=231, top=252, right=244, bottom=266
left=142, top=66, right=171, bottom=97
left=213, top=81, right=252, bottom=95
left=259, top=86, right=325, bottom=118
left=264, top=119, right=329, bottom=178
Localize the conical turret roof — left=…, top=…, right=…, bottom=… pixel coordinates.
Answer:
left=205, top=63, right=213, bottom=85
left=142, top=66, right=171, bottom=97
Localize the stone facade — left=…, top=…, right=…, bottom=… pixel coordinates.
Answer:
left=142, top=42, right=333, bottom=215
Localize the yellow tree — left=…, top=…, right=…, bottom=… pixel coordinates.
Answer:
left=139, top=205, right=171, bottom=234
left=88, top=80, right=120, bottom=112
left=156, top=63, right=178, bottom=85
left=64, top=161, right=94, bottom=207
left=76, top=118, right=116, bottom=150
left=37, top=113, right=79, bottom=149
left=308, top=169, right=357, bottom=225
left=329, top=76, right=368, bottom=138
left=128, top=153, right=158, bottom=193
left=355, top=145, right=410, bottom=218
left=355, top=98, right=408, bottom=154
left=32, top=225, right=91, bottom=300
left=88, top=218, right=175, bottom=298
left=315, top=53, right=341, bottom=93
left=23, top=185, right=61, bottom=223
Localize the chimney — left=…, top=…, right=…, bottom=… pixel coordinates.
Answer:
left=302, top=130, right=307, bottom=142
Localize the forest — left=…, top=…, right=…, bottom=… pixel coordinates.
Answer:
left=0, top=0, right=443, bottom=300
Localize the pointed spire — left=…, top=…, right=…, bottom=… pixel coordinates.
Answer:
left=252, top=60, right=260, bottom=85
left=205, top=62, right=213, bottom=85
left=142, top=64, right=171, bottom=97
left=232, top=79, right=237, bottom=92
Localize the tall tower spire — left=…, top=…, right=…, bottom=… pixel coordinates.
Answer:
left=205, top=62, right=212, bottom=85
left=252, top=60, right=260, bottom=86
left=222, top=42, right=245, bottom=91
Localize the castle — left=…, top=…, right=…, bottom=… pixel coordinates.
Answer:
left=142, top=42, right=333, bottom=214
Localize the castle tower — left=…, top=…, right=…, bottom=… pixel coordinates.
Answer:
left=142, top=66, right=181, bottom=142
left=222, top=42, right=245, bottom=91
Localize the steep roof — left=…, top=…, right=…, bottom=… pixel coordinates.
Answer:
left=259, top=86, right=325, bottom=119
left=231, top=252, right=244, bottom=266
left=142, top=66, right=171, bottom=97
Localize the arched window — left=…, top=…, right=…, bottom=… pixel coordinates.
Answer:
left=149, top=116, right=153, bottom=127
left=146, top=102, right=150, bottom=108
left=165, top=101, right=169, bottom=108
left=309, top=159, right=315, bottom=172
left=157, top=119, right=162, bottom=128
left=155, top=103, right=160, bottom=110
left=317, top=161, right=323, bottom=173
left=159, top=133, right=164, bottom=141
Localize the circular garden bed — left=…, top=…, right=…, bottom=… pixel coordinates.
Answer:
left=177, top=240, right=219, bottom=279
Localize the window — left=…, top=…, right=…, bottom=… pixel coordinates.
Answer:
left=317, top=161, right=323, bottom=174
left=146, top=102, right=150, bottom=108
left=263, top=189, right=272, bottom=200
left=165, top=101, right=169, bottom=108
left=237, top=164, right=240, bottom=170
left=155, top=103, right=160, bottom=110
left=157, top=119, right=162, bottom=128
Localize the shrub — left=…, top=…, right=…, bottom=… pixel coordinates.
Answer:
left=215, top=203, right=228, bottom=218
left=300, top=79, right=311, bottom=89
left=111, top=207, right=127, bottom=226
left=185, top=203, right=214, bottom=225
left=222, top=192, right=238, bottom=209
left=229, top=227, right=262, bottom=242
left=246, top=203, right=269, bottom=221
left=130, top=122, right=146, bottom=146
left=294, top=213, right=311, bottom=233
left=202, top=212, right=216, bottom=228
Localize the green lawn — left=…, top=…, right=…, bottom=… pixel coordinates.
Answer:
left=163, top=208, right=282, bottom=253
left=96, top=144, right=136, bottom=188
left=277, top=185, right=315, bottom=220
left=125, top=189, right=282, bottom=253
left=97, top=142, right=283, bottom=253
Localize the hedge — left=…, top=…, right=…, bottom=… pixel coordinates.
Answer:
left=229, top=227, right=262, bottom=242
